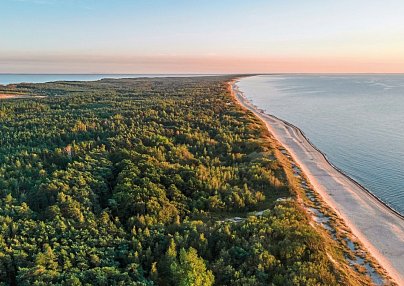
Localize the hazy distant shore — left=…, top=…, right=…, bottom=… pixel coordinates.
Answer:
left=0, top=74, right=219, bottom=85
left=230, top=79, right=404, bottom=285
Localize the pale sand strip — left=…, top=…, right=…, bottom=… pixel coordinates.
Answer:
left=0, top=94, right=45, bottom=99
left=231, top=81, right=404, bottom=285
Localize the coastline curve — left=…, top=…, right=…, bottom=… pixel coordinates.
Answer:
left=230, top=79, right=404, bottom=285
left=270, top=112, right=404, bottom=221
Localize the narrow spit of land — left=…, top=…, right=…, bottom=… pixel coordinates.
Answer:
left=231, top=80, right=404, bottom=286
left=0, top=93, right=45, bottom=99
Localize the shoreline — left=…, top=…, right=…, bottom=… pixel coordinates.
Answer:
left=269, top=110, right=404, bottom=221
left=230, top=79, right=404, bottom=285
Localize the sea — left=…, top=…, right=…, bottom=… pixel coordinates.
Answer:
left=237, top=74, right=404, bottom=215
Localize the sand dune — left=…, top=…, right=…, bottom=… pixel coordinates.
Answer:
left=0, top=93, right=45, bottom=99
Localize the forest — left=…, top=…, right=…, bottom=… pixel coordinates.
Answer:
left=0, top=77, right=350, bottom=285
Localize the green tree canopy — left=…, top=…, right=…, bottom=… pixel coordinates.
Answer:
left=171, top=248, right=214, bottom=286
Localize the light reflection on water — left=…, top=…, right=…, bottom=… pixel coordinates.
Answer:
left=238, top=74, right=404, bottom=215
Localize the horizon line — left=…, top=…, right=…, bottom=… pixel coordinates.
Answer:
left=2, top=72, right=404, bottom=75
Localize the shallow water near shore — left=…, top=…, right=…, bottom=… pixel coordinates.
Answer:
left=237, top=74, right=404, bottom=215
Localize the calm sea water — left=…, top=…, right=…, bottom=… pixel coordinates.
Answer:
left=238, top=75, right=404, bottom=215
left=0, top=74, right=211, bottom=85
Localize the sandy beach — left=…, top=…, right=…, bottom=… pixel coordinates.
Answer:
left=231, top=81, right=404, bottom=285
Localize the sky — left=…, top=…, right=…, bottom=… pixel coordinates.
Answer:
left=1, top=0, right=404, bottom=73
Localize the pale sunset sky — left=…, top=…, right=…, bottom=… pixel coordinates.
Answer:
left=1, top=0, right=404, bottom=73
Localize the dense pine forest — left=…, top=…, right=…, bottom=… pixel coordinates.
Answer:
left=0, top=77, right=352, bottom=285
